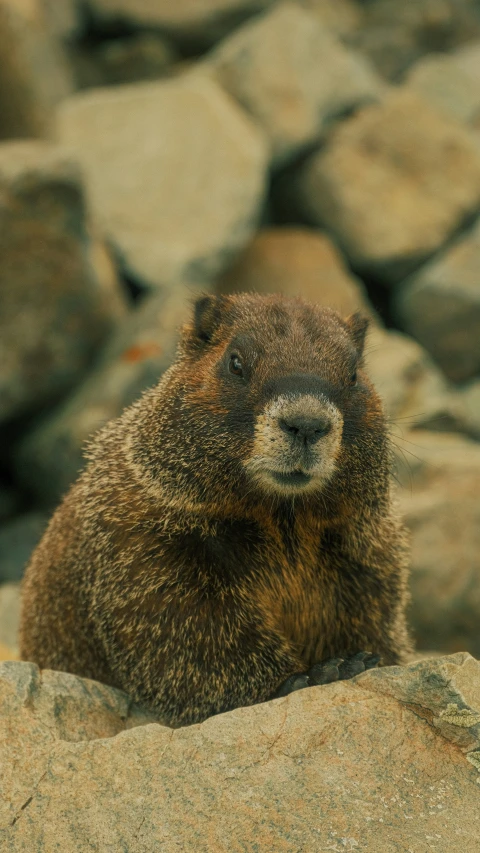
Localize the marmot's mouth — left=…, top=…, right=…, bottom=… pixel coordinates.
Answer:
left=269, top=470, right=312, bottom=487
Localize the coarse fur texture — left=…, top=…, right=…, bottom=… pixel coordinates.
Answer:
left=20, top=293, right=412, bottom=727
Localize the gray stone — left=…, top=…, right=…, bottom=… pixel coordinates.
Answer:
left=57, top=74, right=268, bottom=291
left=14, top=289, right=193, bottom=507
left=0, top=141, right=128, bottom=424
left=87, top=0, right=275, bottom=46
left=1, top=655, right=480, bottom=850
left=206, top=1, right=383, bottom=166
left=0, top=514, right=49, bottom=583
left=405, top=42, right=480, bottom=126
left=365, top=327, right=467, bottom=434
left=0, top=0, right=73, bottom=139
left=293, top=89, right=480, bottom=283
left=396, top=431, right=480, bottom=658
left=393, top=218, right=480, bottom=382
left=0, top=583, right=20, bottom=652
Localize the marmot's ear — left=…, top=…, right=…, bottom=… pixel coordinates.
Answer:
left=345, top=312, right=369, bottom=356
left=192, top=295, right=224, bottom=344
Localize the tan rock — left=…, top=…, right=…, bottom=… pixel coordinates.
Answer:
left=298, top=0, right=362, bottom=39
left=365, top=327, right=466, bottom=433
left=294, top=89, right=480, bottom=282
left=405, top=43, right=480, bottom=126
left=216, top=227, right=373, bottom=315
left=57, top=75, right=268, bottom=291
left=207, top=1, right=382, bottom=165
left=393, top=217, right=480, bottom=382
left=0, top=583, right=20, bottom=653
left=0, top=141, right=128, bottom=424
left=396, top=431, right=480, bottom=658
left=1, top=654, right=480, bottom=850
left=0, top=0, right=72, bottom=139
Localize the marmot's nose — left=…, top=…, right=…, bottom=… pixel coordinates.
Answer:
left=279, top=415, right=332, bottom=446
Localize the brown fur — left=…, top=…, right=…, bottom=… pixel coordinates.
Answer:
left=20, top=294, right=411, bottom=726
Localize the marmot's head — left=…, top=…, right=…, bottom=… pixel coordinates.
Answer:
left=133, top=293, right=387, bottom=512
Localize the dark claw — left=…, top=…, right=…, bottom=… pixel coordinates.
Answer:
left=276, top=651, right=381, bottom=697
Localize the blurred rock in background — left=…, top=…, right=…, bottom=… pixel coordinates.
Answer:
left=0, top=0, right=480, bottom=668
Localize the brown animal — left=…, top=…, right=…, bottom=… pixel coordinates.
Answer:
left=20, top=293, right=411, bottom=726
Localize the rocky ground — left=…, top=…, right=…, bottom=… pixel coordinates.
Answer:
left=1, top=0, right=480, bottom=845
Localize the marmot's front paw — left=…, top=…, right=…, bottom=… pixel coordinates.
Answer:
left=276, top=651, right=381, bottom=697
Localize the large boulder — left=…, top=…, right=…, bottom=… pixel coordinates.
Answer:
left=57, top=75, right=268, bottom=291
left=206, top=1, right=382, bottom=166
left=14, top=289, right=192, bottom=508
left=216, top=227, right=373, bottom=315
left=86, top=0, right=275, bottom=47
left=396, top=431, right=480, bottom=658
left=405, top=42, right=480, bottom=127
left=393, top=217, right=480, bottom=382
left=0, top=142, right=128, bottom=425
left=365, top=327, right=466, bottom=434
left=292, top=89, right=480, bottom=283
left=1, top=654, right=480, bottom=849
left=0, top=0, right=72, bottom=139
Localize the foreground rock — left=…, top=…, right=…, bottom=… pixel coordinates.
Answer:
left=207, top=1, right=382, bottom=166
left=58, top=75, right=268, bottom=291
left=293, top=89, right=480, bottom=283
left=393, top=217, right=480, bottom=382
left=216, top=227, right=373, bottom=315
left=0, top=142, right=127, bottom=424
left=1, top=654, right=479, bottom=850
left=396, top=431, right=480, bottom=658
left=0, top=0, right=72, bottom=139
left=14, top=289, right=191, bottom=507
left=87, top=0, right=275, bottom=46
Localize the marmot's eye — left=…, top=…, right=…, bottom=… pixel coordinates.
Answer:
left=229, top=354, right=244, bottom=377
left=349, top=370, right=358, bottom=386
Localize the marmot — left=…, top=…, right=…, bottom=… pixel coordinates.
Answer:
left=20, top=294, right=411, bottom=726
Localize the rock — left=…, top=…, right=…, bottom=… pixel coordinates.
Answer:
left=40, top=0, right=83, bottom=41
left=405, top=43, right=480, bottom=127
left=293, top=89, right=480, bottom=283
left=87, top=0, right=275, bottom=47
left=206, top=1, right=383, bottom=166
left=57, top=75, right=268, bottom=291
left=0, top=0, right=72, bottom=139
left=0, top=583, right=20, bottom=652
left=298, top=0, right=362, bottom=40
left=458, top=379, right=480, bottom=440
left=216, top=227, right=373, bottom=315
left=393, top=218, right=480, bottom=382
left=0, top=142, right=128, bottom=424
left=396, top=431, right=480, bottom=657
left=1, top=654, right=480, bottom=849
left=351, top=0, right=480, bottom=82
left=0, top=514, right=49, bottom=583
left=365, top=327, right=466, bottom=434
left=14, top=289, right=192, bottom=507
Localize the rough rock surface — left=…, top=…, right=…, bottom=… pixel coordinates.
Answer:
left=293, top=89, right=480, bottom=283
left=1, top=654, right=480, bottom=850
left=14, top=290, right=192, bottom=507
left=406, top=42, right=480, bottom=127
left=396, top=431, right=480, bottom=657
left=0, top=514, right=49, bottom=583
left=0, top=0, right=72, bottom=139
left=0, top=141, right=128, bottom=424
left=216, top=227, right=373, bottom=315
left=0, top=583, right=20, bottom=653
left=393, top=218, right=480, bottom=382
left=207, top=1, right=383, bottom=165
left=87, top=0, right=275, bottom=45
left=365, top=327, right=466, bottom=435
left=58, top=75, right=268, bottom=291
